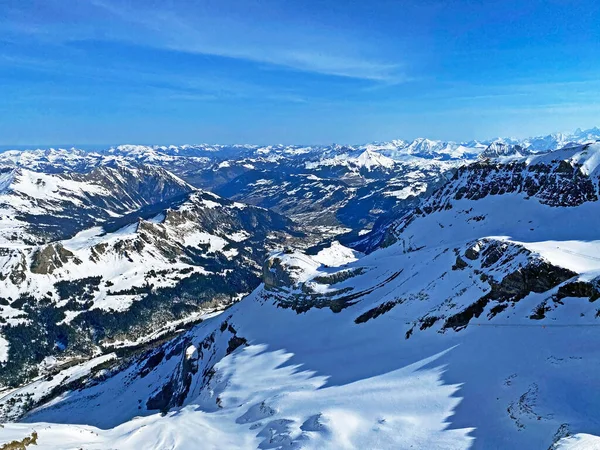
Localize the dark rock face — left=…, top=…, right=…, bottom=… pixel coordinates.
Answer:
left=443, top=297, right=490, bottom=331
left=464, top=246, right=480, bottom=260
left=6, top=252, right=27, bottom=285
left=480, top=241, right=513, bottom=268
left=146, top=379, right=176, bottom=413
left=137, top=320, right=247, bottom=416
left=444, top=261, right=577, bottom=331
left=263, top=257, right=296, bottom=289
left=354, top=299, right=402, bottom=324
left=30, top=244, right=81, bottom=274
left=555, top=280, right=600, bottom=302
left=272, top=268, right=400, bottom=315
left=452, top=256, right=468, bottom=270
left=442, top=157, right=598, bottom=208
left=486, top=262, right=576, bottom=302
left=226, top=336, right=248, bottom=355
left=146, top=342, right=201, bottom=414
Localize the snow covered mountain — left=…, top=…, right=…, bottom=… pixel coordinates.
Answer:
left=0, top=164, right=301, bottom=389
left=0, top=146, right=454, bottom=239
left=1, top=127, right=598, bottom=243
left=0, top=148, right=103, bottom=173
left=0, top=162, right=194, bottom=244
left=478, top=140, right=530, bottom=159
left=3, top=142, right=600, bottom=448
left=108, top=142, right=460, bottom=238
left=2, top=127, right=599, bottom=171
left=520, top=127, right=600, bottom=151
left=366, top=142, right=600, bottom=251
left=213, top=155, right=454, bottom=240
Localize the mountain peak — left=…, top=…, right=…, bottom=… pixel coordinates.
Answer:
left=355, top=149, right=395, bottom=169
left=479, top=141, right=529, bottom=159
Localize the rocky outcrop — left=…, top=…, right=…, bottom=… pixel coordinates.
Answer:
left=486, top=262, right=576, bottom=302
left=0, top=431, right=38, bottom=450
left=263, top=255, right=296, bottom=289
left=444, top=260, right=576, bottom=331
left=479, top=141, right=530, bottom=159
left=443, top=146, right=599, bottom=208
left=262, top=251, right=319, bottom=290
left=374, top=144, right=600, bottom=251
left=29, top=243, right=81, bottom=275
left=555, top=280, right=600, bottom=302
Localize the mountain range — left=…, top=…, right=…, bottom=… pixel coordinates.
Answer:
left=2, top=127, right=599, bottom=241
left=1, top=129, right=600, bottom=449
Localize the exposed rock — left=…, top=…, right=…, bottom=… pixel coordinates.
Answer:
left=263, top=257, right=296, bottom=289
left=487, top=262, right=576, bottom=302
left=146, top=378, right=176, bottom=414
left=452, top=256, right=468, bottom=270
left=0, top=431, right=38, bottom=450
left=146, top=340, right=202, bottom=414
left=226, top=336, right=248, bottom=355
left=419, top=315, right=440, bottom=330
left=355, top=299, right=401, bottom=324
left=445, top=260, right=576, bottom=330
left=380, top=146, right=600, bottom=253
left=555, top=280, right=600, bottom=302
left=30, top=243, right=81, bottom=275
left=262, top=252, right=319, bottom=290
left=480, top=141, right=529, bottom=159
left=444, top=297, right=489, bottom=331
left=464, top=245, right=480, bottom=260
left=530, top=301, right=550, bottom=320
left=8, top=253, right=27, bottom=285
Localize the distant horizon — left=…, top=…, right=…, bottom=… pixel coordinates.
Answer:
left=0, top=125, right=599, bottom=152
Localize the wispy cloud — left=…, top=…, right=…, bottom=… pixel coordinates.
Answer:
left=0, top=49, right=315, bottom=108
left=100, top=0, right=403, bottom=82
left=3, top=0, right=403, bottom=83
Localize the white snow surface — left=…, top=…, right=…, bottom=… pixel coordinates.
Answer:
left=0, top=335, right=9, bottom=363
left=311, top=241, right=360, bottom=267
left=555, top=434, right=600, bottom=449
left=354, top=149, right=395, bottom=169
left=528, top=142, right=600, bottom=176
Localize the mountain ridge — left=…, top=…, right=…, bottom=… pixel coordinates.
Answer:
left=2, top=126, right=600, bottom=163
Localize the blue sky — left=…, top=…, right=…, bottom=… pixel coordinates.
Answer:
left=1, top=0, right=600, bottom=145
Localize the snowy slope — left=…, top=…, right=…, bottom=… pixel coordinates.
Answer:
left=0, top=163, right=194, bottom=244
left=4, top=144, right=600, bottom=448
